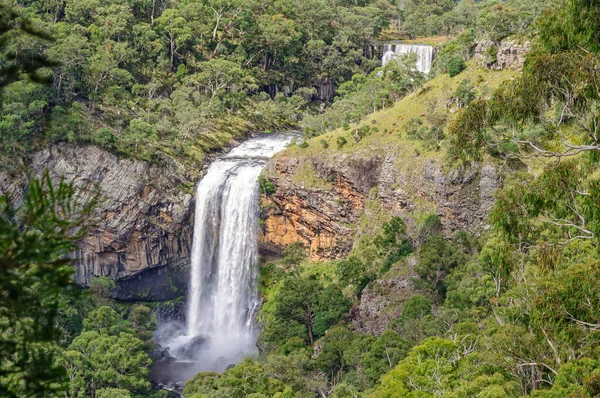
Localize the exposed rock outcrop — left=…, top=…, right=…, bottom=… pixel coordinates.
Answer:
left=259, top=146, right=502, bottom=261
left=0, top=144, right=198, bottom=301
left=350, top=256, right=419, bottom=335
left=473, top=39, right=531, bottom=70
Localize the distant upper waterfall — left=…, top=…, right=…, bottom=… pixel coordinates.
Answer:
left=382, top=43, right=434, bottom=74
left=158, top=134, right=292, bottom=375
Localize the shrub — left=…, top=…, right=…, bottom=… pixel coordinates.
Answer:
left=258, top=174, right=277, bottom=196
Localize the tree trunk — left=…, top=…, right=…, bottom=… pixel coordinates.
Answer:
left=305, top=310, right=314, bottom=345
left=170, top=36, right=175, bottom=70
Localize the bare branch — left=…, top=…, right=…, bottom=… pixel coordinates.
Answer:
left=566, top=311, right=600, bottom=331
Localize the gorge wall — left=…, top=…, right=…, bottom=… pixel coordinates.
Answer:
left=259, top=141, right=504, bottom=334
left=259, top=146, right=502, bottom=261
left=0, top=144, right=199, bottom=301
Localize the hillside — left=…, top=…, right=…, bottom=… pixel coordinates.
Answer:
left=260, top=60, right=520, bottom=259
left=4, top=1, right=600, bottom=398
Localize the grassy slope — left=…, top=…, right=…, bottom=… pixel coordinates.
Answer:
left=267, top=62, right=521, bottom=239
left=281, top=61, right=519, bottom=170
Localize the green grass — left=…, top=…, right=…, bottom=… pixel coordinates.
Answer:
left=290, top=160, right=331, bottom=189
left=286, top=61, right=518, bottom=175
left=271, top=62, right=521, bottom=237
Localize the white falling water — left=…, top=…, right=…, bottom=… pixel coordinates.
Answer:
left=382, top=43, right=434, bottom=74
left=158, top=134, right=292, bottom=375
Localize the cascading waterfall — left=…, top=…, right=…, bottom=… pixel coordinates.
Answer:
left=382, top=43, right=434, bottom=74
left=156, top=134, right=292, bottom=378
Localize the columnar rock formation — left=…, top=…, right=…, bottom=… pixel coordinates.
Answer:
left=0, top=144, right=197, bottom=300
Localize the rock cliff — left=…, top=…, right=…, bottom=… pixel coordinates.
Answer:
left=259, top=146, right=501, bottom=261
left=473, top=39, right=531, bottom=70
left=0, top=144, right=198, bottom=301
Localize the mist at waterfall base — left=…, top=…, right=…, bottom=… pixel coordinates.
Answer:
left=382, top=43, right=434, bottom=74
left=152, top=134, right=292, bottom=384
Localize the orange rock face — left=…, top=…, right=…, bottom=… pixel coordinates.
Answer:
left=259, top=155, right=370, bottom=260
left=259, top=149, right=501, bottom=262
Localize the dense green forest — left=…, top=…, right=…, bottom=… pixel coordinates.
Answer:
left=2, top=0, right=600, bottom=397
left=0, top=0, right=548, bottom=166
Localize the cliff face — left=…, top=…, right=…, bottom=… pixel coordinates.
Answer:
left=1, top=144, right=198, bottom=301
left=259, top=146, right=501, bottom=261
left=473, top=39, right=531, bottom=70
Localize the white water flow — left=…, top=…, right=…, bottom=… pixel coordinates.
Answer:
left=160, top=134, right=292, bottom=373
left=382, top=43, right=434, bottom=74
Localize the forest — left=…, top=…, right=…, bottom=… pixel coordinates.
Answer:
left=2, top=0, right=600, bottom=397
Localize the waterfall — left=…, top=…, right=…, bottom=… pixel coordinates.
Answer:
left=157, top=134, right=291, bottom=376
left=382, top=43, right=434, bottom=74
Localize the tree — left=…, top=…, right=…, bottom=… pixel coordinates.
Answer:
left=375, top=217, right=412, bottom=274
left=0, top=171, right=96, bottom=397
left=371, top=338, right=461, bottom=397
left=416, top=232, right=468, bottom=298
left=61, top=330, right=152, bottom=397
left=0, top=4, right=56, bottom=89
left=315, top=326, right=353, bottom=382
left=96, top=388, right=132, bottom=398
left=361, top=330, right=411, bottom=385
left=154, top=8, right=191, bottom=70
left=184, top=372, right=221, bottom=397
left=192, top=58, right=250, bottom=102
left=82, top=306, right=131, bottom=336
left=89, top=276, right=115, bottom=298
left=336, top=256, right=372, bottom=297
left=261, top=276, right=350, bottom=347
left=281, top=241, right=307, bottom=272
left=217, top=358, right=285, bottom=398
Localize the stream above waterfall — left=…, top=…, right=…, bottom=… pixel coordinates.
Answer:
left=151, top=133, right=293, bottom=386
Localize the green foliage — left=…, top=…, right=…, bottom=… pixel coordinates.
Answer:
left=184, top=372, right=221, bottom=397
left=449, top=0, right=600, bottom=162
left=374, top=217, right=412, bottom=274
left=372, top=337, right=460, bottom=397
left=538, top=0, right=600, bottom=53
left=96, top=388, right=132, bottom=398
left=336, top=136, right=348, bottom=149
left=59, top=306, right=151, bottom=397
left=0, top=4, right=56, bottom=89
left=281, top=242, right=307, bottom=272
left=336, top=256, right=373, bottom=297
left=435, top=42, right=466, bottom=77
left=0, top=171, right=96, bottom=397
left=360, top=330, right=411, bottom=386
left=454, top=79, right=476, bottom=107
left=416, top=232, right=469, bottom=298
left=260, top=275, right=350, bottom=347
left=218, top=358, right=285, bottom=398
left=0, top=0, right=408, bottom=165
left=401, top=295, right=432, bottom=320
left=303, top=53, right=426, bottom=137
left=258, top=174, right=277, bottom=196
left=89, top=276, right=115, bottom=298
left=128, top=304, right=156, bottom=343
